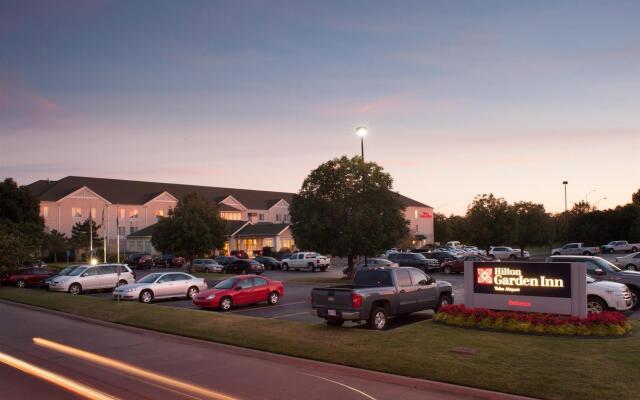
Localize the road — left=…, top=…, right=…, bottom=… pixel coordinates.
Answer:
left=0, top=302, right=508, bottom=400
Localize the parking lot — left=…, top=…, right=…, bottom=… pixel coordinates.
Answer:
left=34, top=251, right=640, bottom=327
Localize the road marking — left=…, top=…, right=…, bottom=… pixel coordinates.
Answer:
left=0, top=351, right=119, bottom=400
left=229, top=301, right=306, bottom=313
left=33, top=337, right=238, bottom=400
left=302, top=373, right=378, bottom=400
left=269, top=311, right=310, bottom=319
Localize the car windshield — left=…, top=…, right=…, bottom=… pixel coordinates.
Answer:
left=214, top=278, right=238, bottom=289
left=138, top=273, right=163, bottom=283
left=595, top=258, right=622, bottom=272
left=58, top=266, right=78, bottom=275
left=68, top=267, right=87, bottom=276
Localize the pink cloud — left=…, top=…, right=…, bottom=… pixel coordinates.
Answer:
left=0, top=79, right=60, bottom=129
left=317, top=93, right=459, bottom=118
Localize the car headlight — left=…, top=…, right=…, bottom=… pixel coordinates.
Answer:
left=125, top=287, right=137, bottom=292
left=206, top=294, right=216, bottom=300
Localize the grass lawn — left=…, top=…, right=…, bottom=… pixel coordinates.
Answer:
left=1, top=287, right=639, bottom=400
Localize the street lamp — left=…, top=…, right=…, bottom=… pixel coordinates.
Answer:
left=356, top=126, right=367, bottom=161
left=595, top=197, right=607, bottom=209
left=585, top=189, right=596, bottom=203
left=562, top=181, right=568, bottom=212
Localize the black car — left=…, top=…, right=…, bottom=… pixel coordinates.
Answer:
left=215, top=256, right=239, bottom=267
left=226, top=259, right=265, bottom=275
left=342, top=258, right=397, bottom=275
left=254, top=256, right=281, bottom=270
left=386, top=252, right=439, bottom=272
left=423, top=251, right=457, bottom=265
left=126, top=254, right=154, bottom=269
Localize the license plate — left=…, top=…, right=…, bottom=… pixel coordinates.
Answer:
left=328, top=309, right=336, bottom=316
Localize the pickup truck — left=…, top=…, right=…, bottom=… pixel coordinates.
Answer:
left=281, top=252, right=330, bottom=272
left=551, top=243, right=600, bottom=256
left=310, top=267, right=453, bottom=330
left=601, top=241, right=640, bottom=254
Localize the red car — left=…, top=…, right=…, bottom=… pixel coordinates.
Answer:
left=193, top=275, right=284, bottom=311
left=1, top=268, right=54, bottom=288
left=439, top=255, right=495, bottom=274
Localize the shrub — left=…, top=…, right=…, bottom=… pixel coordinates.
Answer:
left=433, top=304, right=631, bottom=337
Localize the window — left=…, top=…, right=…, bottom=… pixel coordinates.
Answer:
left=305, top=254, right=315, bottom=259
left=91, top=208, right=96, bottom=219
left=276, top=214, right=281, bottom=221
left=396, top=270, right=412, bottom=287
left=259, top=213, right=264, bottom=221
left=284, top=214, right=289, bottom=222
left=99, top=265, right=116, bottom=274
left=129, top=227, right=136, bottom=234
left=72, top=208, right=82, bottom=218
left=173, top=274, right=189, bottom=281
left=414, top=210, right=418, bottom=219
left=409, top=269, right=429, bottom=285
left=238, top=279, right=253, bottom=289
left=252, top=277, right=268, bottom=286
left=84, top=267, right=99, bottom=276
left=41, top=206, right=49, bottom=218
left=118, top=227, right=125, bottom=236
left=120, top=208, right=125, bottom=220
left=129, top=209, right=139, bottom=219
left=158, top=274, right=174, bottom=283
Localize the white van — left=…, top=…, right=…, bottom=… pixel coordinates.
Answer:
left=48, top=264, right=135, bottom=295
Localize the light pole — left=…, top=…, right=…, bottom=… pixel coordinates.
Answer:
left=595, top=197, right=607, bottom=209
left=356, top=126, right=367, bottom=161
left=562, top=181, right=568, bottom=212
left=585, top=189, right=596, bottom=203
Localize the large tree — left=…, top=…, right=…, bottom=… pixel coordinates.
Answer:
left=43, top=229, right=68, bottom=263
left=465, top=194, right=514, bottom=251
left=151, top=192, right=227, bottom=266
left=632, top=189, right=640, bottom=205
left=0, top=178, right=45, bottom=267
left=511, top=201, right=553, bottom=257
left=290, top=156, right=409, bottom=276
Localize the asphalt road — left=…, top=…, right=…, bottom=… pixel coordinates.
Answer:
left=0, top=302, right=499, bottom=400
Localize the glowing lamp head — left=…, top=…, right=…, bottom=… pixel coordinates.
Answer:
left=356, top=126, right=368, bottom=137
left=90, top=258, right=98, bottom=266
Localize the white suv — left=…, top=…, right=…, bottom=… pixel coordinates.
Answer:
left=488, top=246, right=530, bottom=260
left=48, top=264, right=135, bottom=295
left=587, top=276, right=632, bottom=313
left=281, top=252, right=330, bottom=272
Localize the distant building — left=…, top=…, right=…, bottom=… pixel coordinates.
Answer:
left=26, top=176, right=434, bottom=255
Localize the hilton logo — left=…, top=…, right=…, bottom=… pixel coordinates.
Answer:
left=477, top=268, right=493, bottom=285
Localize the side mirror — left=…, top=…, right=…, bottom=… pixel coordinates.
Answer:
left=595, top=268, right=605, bottom=276
left=235, top=286, right=242, bottom=291
left=81, top=273, right=88, bottom=277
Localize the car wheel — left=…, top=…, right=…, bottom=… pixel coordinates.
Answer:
left=326, top=319, right=344, bottom=327
left=443, top=266, right=452, bottom=274
left=320, top=266, right=327, bottom=272
left=139, top=290, right=153, bottom=304
left=268, top=291, right=279, bottom=305
left=609, top=248, right=615, bottom=254
left=489, top=255, right=496, bottom=260
left=219, top=296, right=233, bottom=311
left=282, top=263, right=289, bottom=271
left=16, top=279, right=27, bottom=289
left=509, top=254, right=517, bottom=260
left=583, top=251, right=592, bottom=256
left=367, top=306, right=388, bottom=330
left=204, top=268, right=210, bottom=273
left=68, top=283, right=82, bottom=295
left=309, top=263, right=316, bottom=272
left=628, top=287, right=640, bottom=310
left=632, top=247, right=638, bottom=253
left=187, top=286, right=199, bottom=299
left=587, top=296, right=607, bottom=314
left=117, top=280, right=128, bottom=287
left=435, top=293, right=453, bottom=313
left=553, top=252, right=561, bottom=256
left=626, top=264, right=637, bottom=271
left=243, top=268, right=250, bottom=275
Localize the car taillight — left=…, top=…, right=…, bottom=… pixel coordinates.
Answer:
left=352, top=294, right=362, bottom=308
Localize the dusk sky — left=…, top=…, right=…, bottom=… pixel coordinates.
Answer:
left=1, top=0, right=638, bottom=215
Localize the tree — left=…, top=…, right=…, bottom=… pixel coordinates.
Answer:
left=151, top=193, right=227, bottom=267
left=289, top=156, right=409, bottom=276
left=511, top=202, right=553, bottom=257
left=465, top=194, right=514, bottom=251
left=0, top=178, right=45, bottom=267
left=69, top=219, right=102, bottom=260
left=633, top=189, right=640, bottom=205
left=43, top=230, right=68, bottom=263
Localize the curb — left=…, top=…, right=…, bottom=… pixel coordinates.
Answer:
left=0, top=298, right=536, bottom=400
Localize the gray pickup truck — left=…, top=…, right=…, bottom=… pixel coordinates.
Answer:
left=311, top=267, right=454, bottom=330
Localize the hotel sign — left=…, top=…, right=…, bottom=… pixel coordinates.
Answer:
left=465, top=261, right=587, bottom=317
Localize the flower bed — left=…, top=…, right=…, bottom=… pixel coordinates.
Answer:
left=434, top=304, right=632, bottom=337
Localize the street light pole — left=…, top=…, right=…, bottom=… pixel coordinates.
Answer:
left=562, top=181, right=568, bottom=212
left=356, top=126, right=368, bottom=268
left=595, top=197, right=607, bottom=209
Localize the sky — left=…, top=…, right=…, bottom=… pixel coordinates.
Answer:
left=1, top=0, right=639, bottom=215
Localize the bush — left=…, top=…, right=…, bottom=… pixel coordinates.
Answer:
left=433, top=304, right=631, bottom=337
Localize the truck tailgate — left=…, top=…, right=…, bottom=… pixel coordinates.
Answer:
left=311, top=287, right=353, bottom=309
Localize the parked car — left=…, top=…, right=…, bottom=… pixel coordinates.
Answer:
left=445, top=241, right=461, bottom=248
left=439, top=255, right=495, bottom=274
left=547, top=255, right=640, bottom=309
left=281, top=252, right=330, bottom=272
left=113, top=272, right=207, bottom=303
left=614, top=252, right=640, bottom=271
left=191, top=259, right=224, bottom=273
left=48, top=264, right=135, bottom=295
left=21, top=259, right=48, bottom=268
left=311, top=267, right=453, bottom=330
left=215, top=256, right=239, bottom=267
left=42, top=265, right=81, bottom=288
left=342, top=258, right=398, bottom=275
left=488, top=246, right=530, bottom=260
left=126, top=254, right=155, bottom=269
left=254, top=256, right=281, bottom=270
left=225, top=259, right=265, bottom=275
left=551, top=243, right=600, bottom=256
left=153, top=254, right=186, bottom=267
left=1, top=267, right=54, bottom=288
left=425, top=251, right=457, bottom=265
left=193, top=275, right=284, bottom=311
left=387, top=252, right=439, bottom=272
left=601, top=241, right=640, bottom=254
left=585, top=276, right=633, bottom=313
left=230, top=250, right=248, bottom=259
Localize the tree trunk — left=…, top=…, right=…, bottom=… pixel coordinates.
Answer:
left=346, top=254, right=355, bottom=279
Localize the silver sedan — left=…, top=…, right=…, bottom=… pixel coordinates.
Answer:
left=113, top=272, right=208, bottom=303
